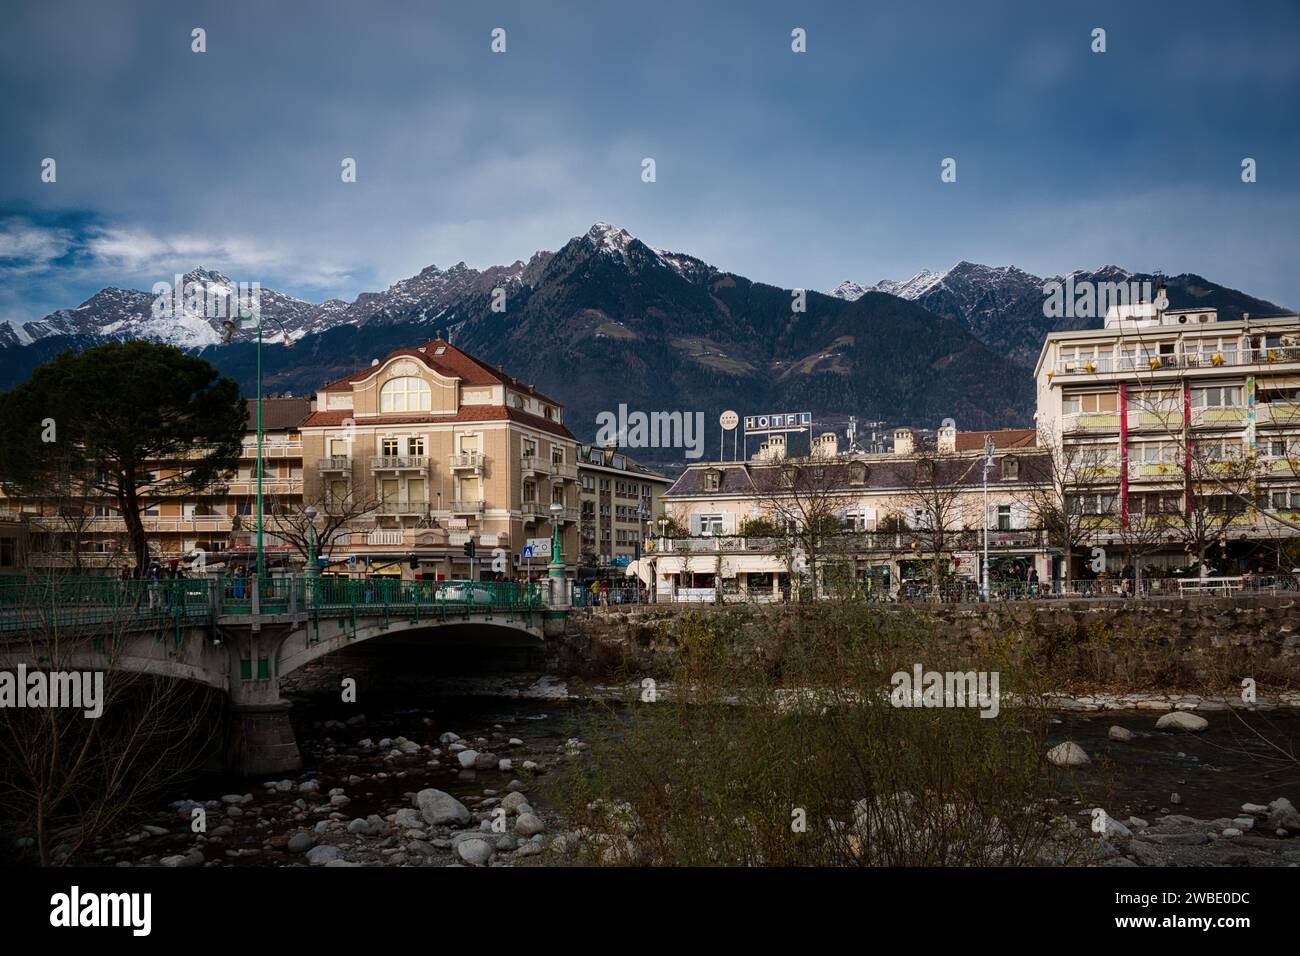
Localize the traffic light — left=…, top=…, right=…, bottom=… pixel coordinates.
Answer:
left=463, top=540, right=476, bottom=559
left=408, top=553, right=418, bottom=570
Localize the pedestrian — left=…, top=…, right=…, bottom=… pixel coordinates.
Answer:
left=1027, top=565, right=1039, bottom=595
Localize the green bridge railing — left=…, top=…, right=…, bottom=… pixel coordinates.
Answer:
left=0, top=575, right=548, bottom=642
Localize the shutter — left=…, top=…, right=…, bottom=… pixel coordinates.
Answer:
left=986, top=504, right=997, bottom=529
left=721, top=512, right=736, bottom=535
left=689, top=514, right=701, bottom=536
left=1012, top=503, right=1029, bottom=530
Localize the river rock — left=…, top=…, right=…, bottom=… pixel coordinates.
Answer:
left=298, top=780, right=320, bottom=794
left=1156, top=712, right=1208, bottom=733
left=306, top=845, right=342, bottom=865
left=394, top=808, right=424, bottom=830
left=498, top=758, right=513, bottom=772
left=501, top=791, right=530, bottom=814
left=439, top=732, right=461, bottom=745
left=1047, top=742, right=1090, bottom=767
left=456, top=838, right=492, bottom=866
left=415, top=788, right=471, bottom=827
left=287, top=832, right=315, bottom=854
left=515, top=813, right=546, bottom=837
left=473, top=752, right=499, bottom=771
left=457, top=750, right=480, bottom=769
left=1268, top=797, right=1300, bottom=834
left=1108, top=725, right=1136, bottom=742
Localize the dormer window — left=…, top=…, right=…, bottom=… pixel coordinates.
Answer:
left=1001, top=456, right=1020, bottom=480
left=849, top=462, right=868, bottom=485
left=917, top=459, right=934, bottom=483
left=380, top=376, right=431, bottom=413
left=703, top=469, right=722, bottom=493
left=544, top=406, right=554, bottom=420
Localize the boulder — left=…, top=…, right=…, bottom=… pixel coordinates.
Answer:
left=456, top=838, right=492, bottom=866
left=1107, top=725, right=1136, bottom=742
left=1156, top=712, right=1208, bottom=733
left=1046, top=742, right=1090, bottom=767
left=415, top=788, right=471, bottom=827
left=1267, top=797, right=1300, bottom=834
left=457, top=750, right=480, bottom=769
left=515, top=813, right=546, bottom=837
left=306, top=845, right=342, bottom=865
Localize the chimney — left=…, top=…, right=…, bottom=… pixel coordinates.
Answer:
left=937, top=423, right=956, bottom=455
left=812, top=431, right=839, bottom=458
left=893, top=428, right=914, bottom=457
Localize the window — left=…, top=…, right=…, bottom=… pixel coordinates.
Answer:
left=996, top=504, right=1012, bottom=531
left=1190, top=385, right=1243, bottom=409
left=1059, top=345, right=1113, bottom=372
left=1069, top=493, right=1117, bottom=516
left=1193, top=438, right=1241, bottom=461
left=1062, top=392, right=1118, bottom=415
left=408, top=436, right=425, bottom=456
left=1270, top=490, right=1300, bottom=511
left=380, top=376, right=431, bottom=413
left=523, top=438, right=537, bottom=457
left=523, top=481, right=537, bottom=503
left=1127, top=389, right=1180, bottom=413
left=916, top=460, right=934, bottom=483
left=381, top=438, right=400, bottom=456
left=1001, top=456, right=1020, bottom=480
left=703, top=469, right=721, bottom=492
left=698, top=514, right=725, bottom=536
left=1132, top=443, right=1176, bottom=465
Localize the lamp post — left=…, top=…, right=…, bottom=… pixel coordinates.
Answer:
left=223, top=308, right=291, bottom=596
left=548, top=500, right=567, bottom=610
left=303, top=505, right=319, bottom=608
left=981, top=434, right=994, bottom=602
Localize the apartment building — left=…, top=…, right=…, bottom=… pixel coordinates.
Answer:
left=1035, top=300, right=1300, bottom=574
left=2, top=397, right=308, bottom=573
left=575, top=446, right=670, bottom=567
left=652, top=425, right=1046, bottom=599
left=299, top=340, right=579, bottom=580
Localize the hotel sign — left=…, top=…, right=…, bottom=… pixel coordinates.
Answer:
left=744, top=412, right=811, bottom=434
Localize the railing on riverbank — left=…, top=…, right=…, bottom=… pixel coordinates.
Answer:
left=0, top=574, right=548, bottom=637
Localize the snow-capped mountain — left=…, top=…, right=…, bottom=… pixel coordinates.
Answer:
left=833, top=261, right=1287, bottom=367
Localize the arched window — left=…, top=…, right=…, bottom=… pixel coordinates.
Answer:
left=380, top=376, right=431, bottom=413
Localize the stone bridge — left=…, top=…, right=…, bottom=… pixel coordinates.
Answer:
left=0, top=575, right=567, bottom=774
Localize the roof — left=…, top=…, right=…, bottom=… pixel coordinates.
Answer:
left=664, top=451, right=1048, bottom=498
left=244, top=397, right=310, bottom=431
left=301, top=403, right=577, bottom=440
left=321, top=339, right=561, bottom=406
left=954, top=428, right=1037, bottom=452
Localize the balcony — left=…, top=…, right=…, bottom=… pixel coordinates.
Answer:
left=377, top=498, right=430, bottom=515
left=241, top=440, right=303, bottom=459
left=318, top=456, right=351, bottom=473
left=552, top=462, right=579, bottom=481
left=450, top=453, right=485, bottom=472
left=1056, top=347, right=1300, bottom=378
left=520, top=501, right=546, bottom=521
left=371, top=456, right=429, bottom=472
left=1062, top=413, right=1121, bottom=434
left=520, top=455, right=551, bottom=476
left=224, top=478, right=299, bottom=496
left=450, top=499, right=484, bottom=515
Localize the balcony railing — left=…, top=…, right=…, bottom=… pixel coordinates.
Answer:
left=450, top=453, right=485, bottom=470
left=1057, top=346, right=1300, bottom=377
left=450, top=499, right=484, bottom=515
left=520, top=455, right=551, bottom=475
left=318, top=456, right=351, bottom=472
left=371, top=456, right=428, bottom=472
left=520, top=501, right=546, bottom=520
left=377, top=498, right=430, bottom=515
left=552, top=462, right=579, bottom=481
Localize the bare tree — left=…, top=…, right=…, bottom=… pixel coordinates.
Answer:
left=1017, top=427, right=1112, bottom=585
left=896, top=453, right=978, bottom=591
left=752, top=458, right=850, bottom=601
left=262, top=488, right=382, bottom=566
left=0, top=573, right=219, bottom=865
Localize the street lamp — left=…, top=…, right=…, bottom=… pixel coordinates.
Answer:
left=304, top=505, right=319, bottom=607
left=548, top=500, right=565, bottom=607
left=981, top=434, right=994, bottom=602
left=221, top=309, right=292, bottom=594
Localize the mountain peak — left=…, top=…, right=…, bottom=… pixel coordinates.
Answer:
left=584, top=221, right=637, bottom=255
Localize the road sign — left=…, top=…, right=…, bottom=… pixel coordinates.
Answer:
left=522, top=545, right=535, bottom=560
left=525, top=537, right=552, bottom=559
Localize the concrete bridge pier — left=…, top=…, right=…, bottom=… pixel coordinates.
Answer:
left=221, top=619, right=303, bottom=777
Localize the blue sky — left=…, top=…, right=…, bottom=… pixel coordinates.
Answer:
left=2, top=0, right=1298, bottom=329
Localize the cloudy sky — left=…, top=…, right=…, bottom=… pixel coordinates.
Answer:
left=2, top=0, right=1298, bottom=329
